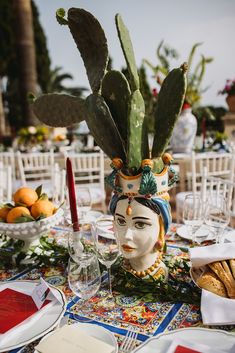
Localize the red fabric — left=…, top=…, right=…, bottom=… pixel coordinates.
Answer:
left=174, top=345, right=201, bottom=353
left=0, top=288, right=50, bottom=333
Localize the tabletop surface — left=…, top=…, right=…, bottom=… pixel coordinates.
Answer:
left=1, top=224, right=235, bottom=353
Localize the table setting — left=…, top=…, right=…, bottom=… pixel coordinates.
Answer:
left=1, top=5, right=235, bottom=353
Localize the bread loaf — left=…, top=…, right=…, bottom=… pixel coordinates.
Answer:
left=196, top=270, right=227, bottom=298
left=195, top=259, right=235, bottom=299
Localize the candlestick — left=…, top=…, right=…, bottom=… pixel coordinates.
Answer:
left=66, top=158, right=79, bottom=231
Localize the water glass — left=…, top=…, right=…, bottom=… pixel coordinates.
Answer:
left=205, top=195, right=230, bottom=243
left=67, top=222, right=95, bottom=262
left=94, top=217, right=119, bottom=295
left=183, top=194, right=203, bottom=245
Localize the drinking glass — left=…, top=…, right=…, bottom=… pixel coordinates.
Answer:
left=94, top=217, right=119, bottom=295
left=205, top=194, right=230, bottom=243
left=182, top=194, right=203, bottom=245
left=67, top=255, right=101, bottom=319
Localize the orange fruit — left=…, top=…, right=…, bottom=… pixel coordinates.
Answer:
left=6, top=206, right=31, bottom=223
left=31, top=200, right=54, bottom=219
left=13, top=187, right=38, bottom=207
left=0, top=207, right=10, bottom=221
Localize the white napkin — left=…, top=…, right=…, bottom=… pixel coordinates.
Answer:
left=189, top=243, right=235, bottom=325
left=189, top=243, right=235, bottom=267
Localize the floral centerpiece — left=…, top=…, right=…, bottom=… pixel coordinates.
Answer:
left=16, top=125, right=49, bottom=152
left=219, top=79, right=235, bottom=112
left=30, top=7, right=191, bottom=296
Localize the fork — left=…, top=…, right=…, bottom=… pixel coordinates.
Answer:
left=119, top=329, right=138, bottom=353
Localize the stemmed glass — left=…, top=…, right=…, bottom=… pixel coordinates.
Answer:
left=67, top=255, right=101, bottom=319
left=94, top=217, right=119, bottom=296
left=182, top=194, right=203, bottom=245
left=67, top=222, right=95, bottom=262
left=205, top=194, right=230, bottom=243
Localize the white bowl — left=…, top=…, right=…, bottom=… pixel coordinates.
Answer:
left=0, top=208, right=64, bottom=242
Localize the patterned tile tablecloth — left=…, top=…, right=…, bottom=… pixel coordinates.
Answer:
left=1, top=224, right=234, bottom=353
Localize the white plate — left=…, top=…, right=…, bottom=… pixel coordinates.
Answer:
left=34, top=322, right=118, bottom=353
left=177, top=224, right=215, bottom=241
left=133, top=328, right=235, bottom=353
left=0, top=280, right=66, bottom=352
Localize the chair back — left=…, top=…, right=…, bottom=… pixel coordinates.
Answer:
left=201, top=170, right=235, bottom=223
left=0, top=150, right=16, bottom=181
left=190, top=151, right=235, bottom=195
left=52, top=163, right=66, bottom=205
left=17, top=150, right=55, bottom=185
left=64, top=150, right=106, bottom=211
left=0, top=162, right=12, bottom=202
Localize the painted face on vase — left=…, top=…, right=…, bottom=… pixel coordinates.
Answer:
left=114, top=198, right=160, bottom=260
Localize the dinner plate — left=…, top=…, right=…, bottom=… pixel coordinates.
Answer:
left=34, top=322, right=118, bottom=353
left=177, top=224, right=215, bottom=241
left=132, top=328, right=235, bottom=353
left=0, top=280, right=66, bottom=352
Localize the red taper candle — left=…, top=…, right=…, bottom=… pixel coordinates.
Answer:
left=66, top=157, right=80, bottom=231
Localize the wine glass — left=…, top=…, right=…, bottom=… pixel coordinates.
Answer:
left=205, top=194, right=230, bottom=243
left=182, top=194, right=203, bottom=245
left=76, top=187, right=92, bottom=221
left=67, top=255, right=101, bottom=320
left=94, top=217, right=119, bottom=296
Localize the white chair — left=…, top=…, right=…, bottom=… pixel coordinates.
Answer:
left=16, top=150, right=56, bottom=197
left=0, top=150, right=16, bottom=182
left=176, top=151, right=235, bottom=223
left=64, top=150, right=106, bottom=212
left=0, top=162, right=12, bottom=202
left=201, top=172, right=235, bottom=223
left=52, top=164, right=66, bottom=205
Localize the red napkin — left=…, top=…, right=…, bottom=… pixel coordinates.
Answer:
left=174, top=346, right=201, bottom=353
left=0, top=288, right=50, bottom=334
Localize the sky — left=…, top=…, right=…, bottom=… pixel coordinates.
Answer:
left=34, top=0, right=235, bottom=108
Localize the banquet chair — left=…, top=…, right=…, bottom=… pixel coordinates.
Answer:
left=16, top=150, right=56, bottom=197
left=201, top=171, right=235, bottom=226
left=64, top=150, right=106, bottom=212
left=0, top=162, right=12, bottom=202
left=52, top=164, right=66, bottom=205
left=176, top=151, right=235, bottom=223
left=0, top=150, right=16, bottom=182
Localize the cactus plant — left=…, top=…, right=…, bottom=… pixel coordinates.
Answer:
left=32, top=7, right=187, bottom=175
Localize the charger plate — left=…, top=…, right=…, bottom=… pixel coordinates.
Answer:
left=0, top=280, right=66, bottom=352
left=132, top=328, right=235, bottom=353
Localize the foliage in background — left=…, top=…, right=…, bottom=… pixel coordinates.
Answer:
left=17, top=125, right=49, bottom=146
left=219, top=79, right=235, bottom=96
left=144, top=41, right=213, bottom=108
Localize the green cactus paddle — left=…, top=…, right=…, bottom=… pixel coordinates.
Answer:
left=115, top=14, right=139, bottom=92
left=32, top=94, right=87, bottom=127
left=68, top=8, right=109, bottom=93
left=152, top=63, right=187, bottom=158
left=86, top=94, right=127, bottom=161
left=127, top=90, right=145, bottom=171
left=101, top=70, right=131, bottom=148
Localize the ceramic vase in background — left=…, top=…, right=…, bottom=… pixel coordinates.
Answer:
left=170, top=105, right=197, bottom=154
left=226, top=95, right=235, bottom=113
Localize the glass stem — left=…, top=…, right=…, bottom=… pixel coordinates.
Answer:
left=107, top=265, right=112, bottom=296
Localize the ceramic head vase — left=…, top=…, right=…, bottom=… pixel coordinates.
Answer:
left=31, top=8, right=187, bottom=279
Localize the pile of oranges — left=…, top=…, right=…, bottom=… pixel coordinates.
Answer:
left=0, top=187, right=56, bottom=223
